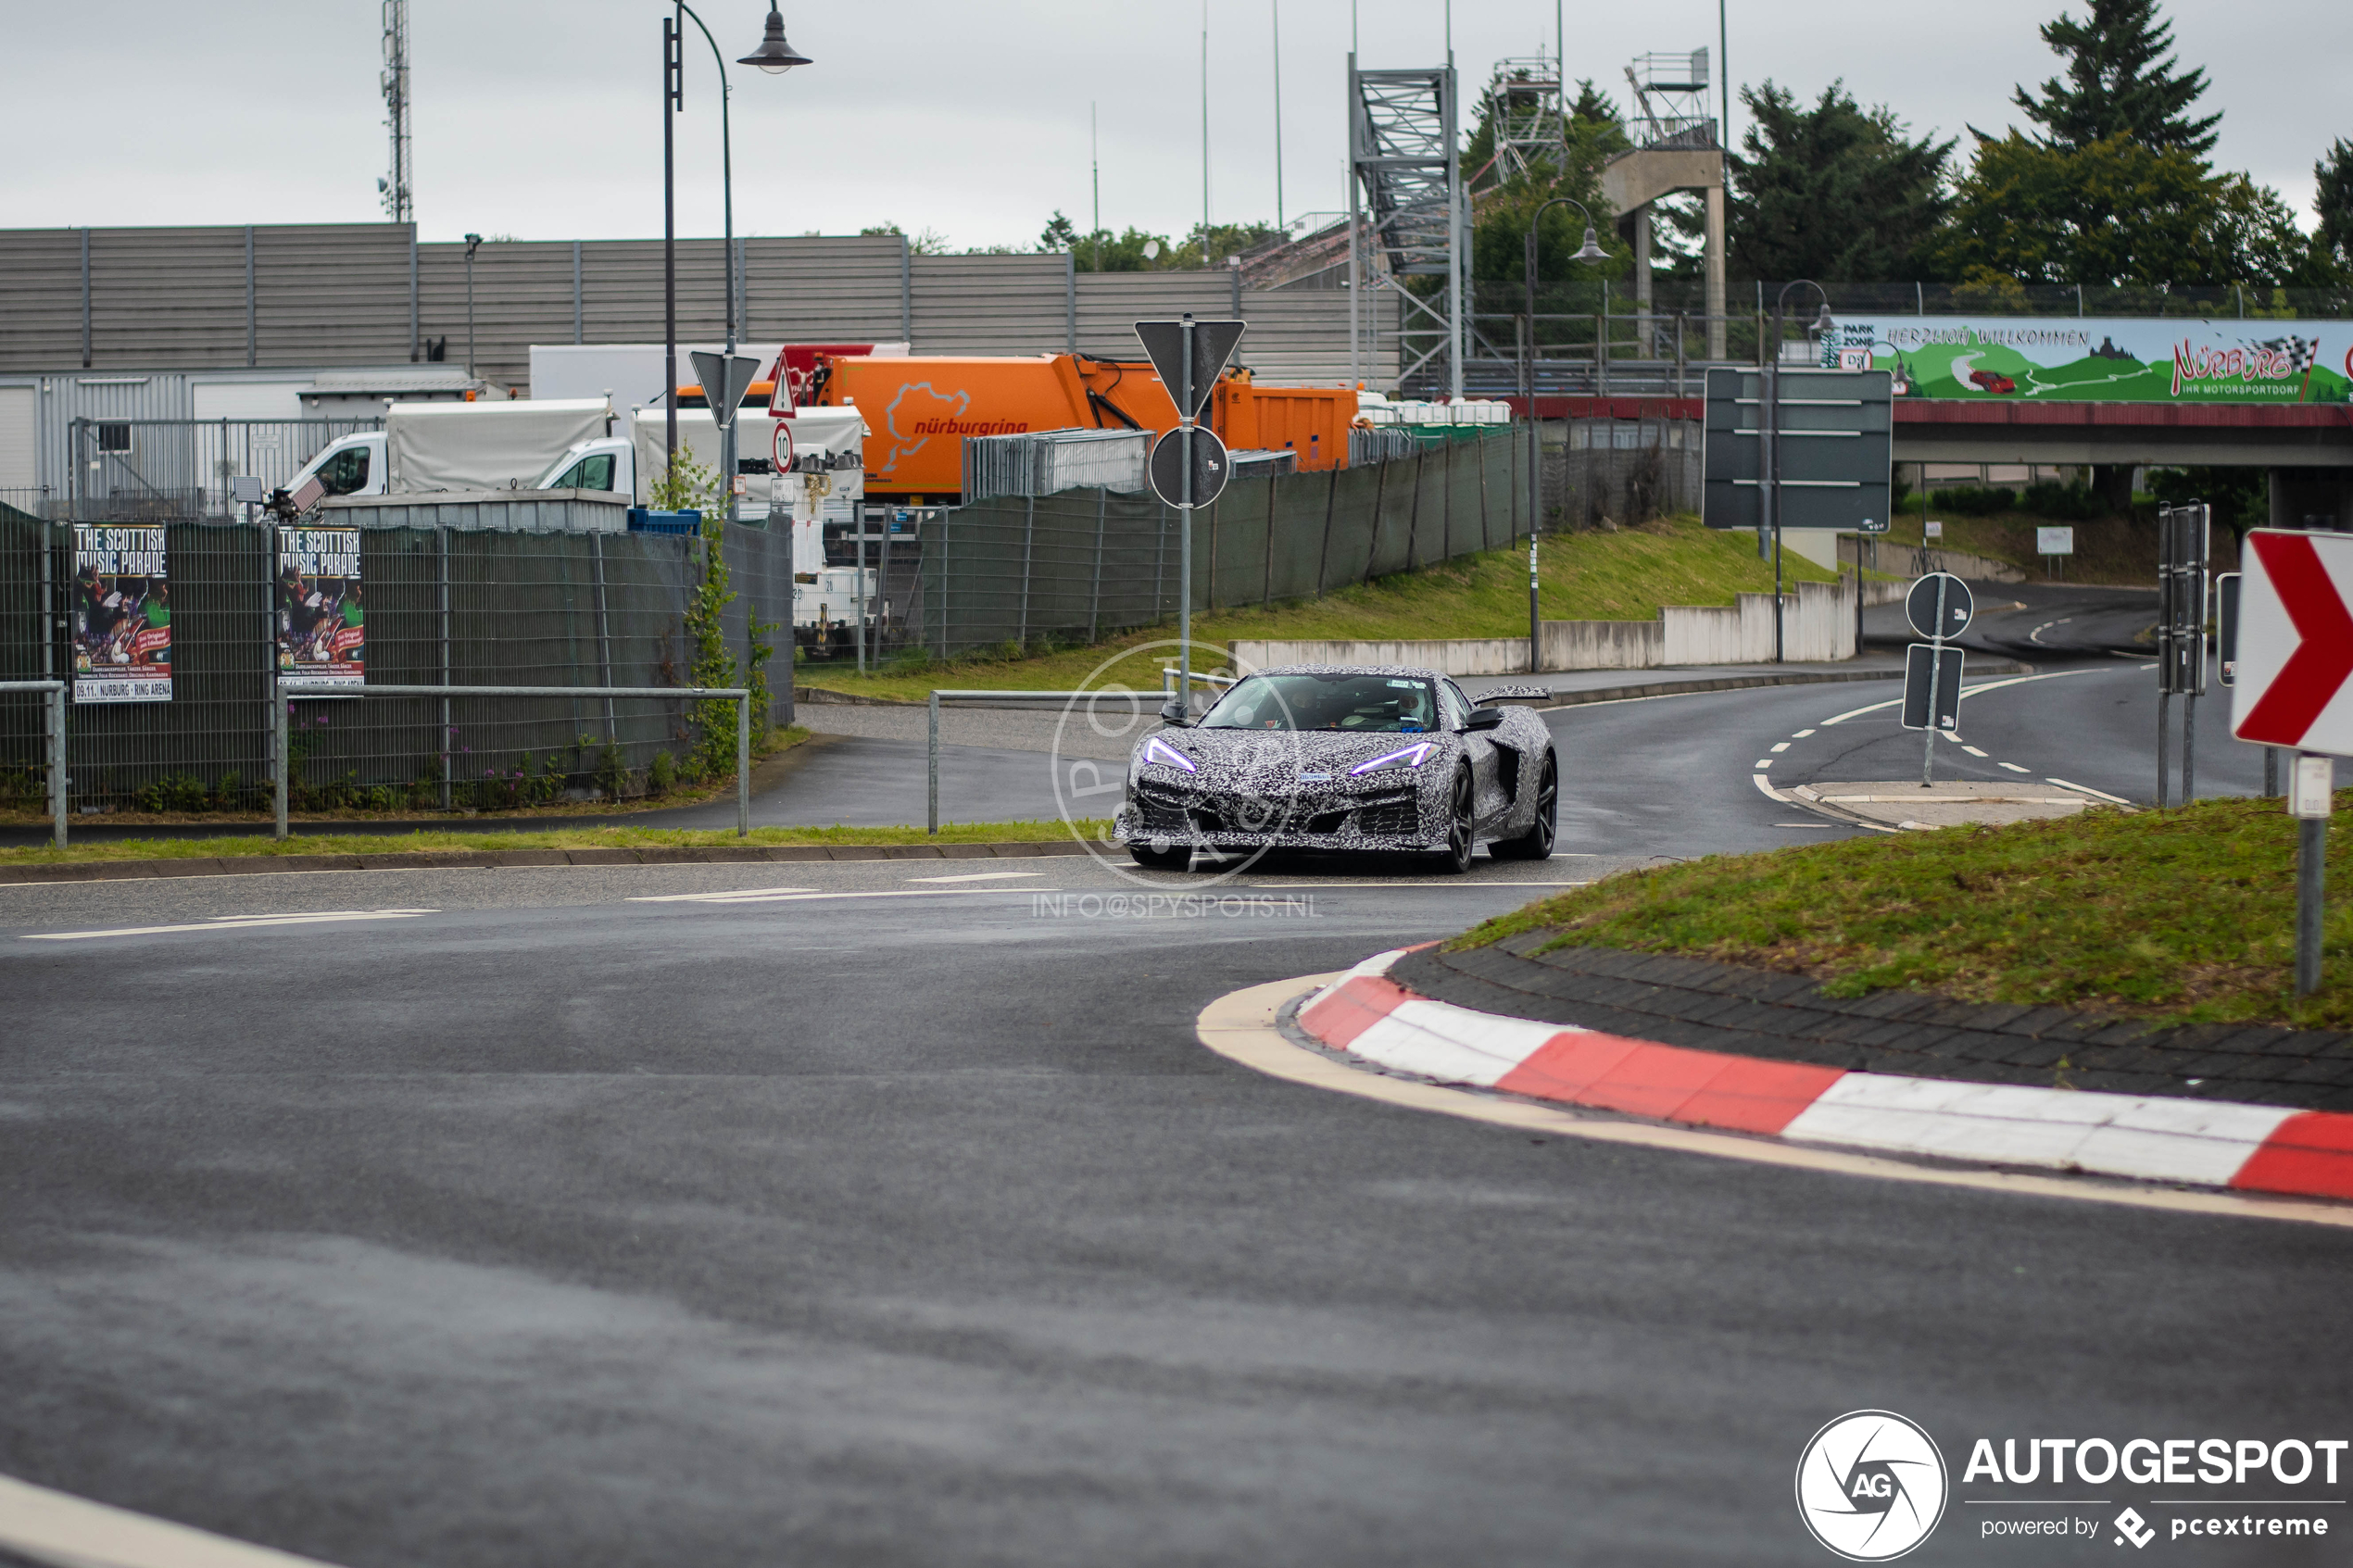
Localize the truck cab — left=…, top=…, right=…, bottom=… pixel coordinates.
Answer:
left=535, top=438, right=635, bottom=496
left=290, top=433, right=389, bottom=499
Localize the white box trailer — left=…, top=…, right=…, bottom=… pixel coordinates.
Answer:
left=384, top=398, right=612, bottom=492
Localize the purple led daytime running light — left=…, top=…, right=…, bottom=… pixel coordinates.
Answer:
left=1348, top=742, right=1435, bottom=776
left=1144, top=735, right=1198, bottom=773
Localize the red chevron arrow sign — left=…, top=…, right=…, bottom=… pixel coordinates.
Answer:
left=2233, top=530, right=2353, bottom=754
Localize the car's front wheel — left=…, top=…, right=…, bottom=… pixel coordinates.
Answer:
left=1489, top=752, right=1556, bottom=862
left=1428, top=766, right=1476, bottom=875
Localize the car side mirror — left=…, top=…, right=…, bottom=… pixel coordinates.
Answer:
left=1464, top=707, right=1505, bottom=732
left=1159, top=701, right=1191, bottom=726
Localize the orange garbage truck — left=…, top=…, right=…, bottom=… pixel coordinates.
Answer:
left=744, top=346, right=1356, bottom=503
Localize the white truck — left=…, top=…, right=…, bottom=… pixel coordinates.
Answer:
left=284, top=397, right=615, bottom=501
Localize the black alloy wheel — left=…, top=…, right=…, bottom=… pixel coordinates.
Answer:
left=1430, top=766, right=1476, bottom=875
left=1489, top=752, right=1556, bottom=862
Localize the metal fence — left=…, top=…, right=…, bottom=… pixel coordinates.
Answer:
left=901, top=429, right=1524, bottom=660
left=0, top=508, right=794, bottom=823
left=63, top=418, right=384, bottom=521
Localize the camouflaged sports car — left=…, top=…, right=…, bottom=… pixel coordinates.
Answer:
left=1114, top=665, right=1557, bottom=873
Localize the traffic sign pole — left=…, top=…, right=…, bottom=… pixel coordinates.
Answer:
left=1922, top=575, right=1946, bottom=786
left=1179, top=315, right=1194, bottom=713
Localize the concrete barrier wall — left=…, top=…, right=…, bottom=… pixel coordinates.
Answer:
left=1838, top=538, right=2028, bottom=583
left=1234, top=573, right=1894, bottom=675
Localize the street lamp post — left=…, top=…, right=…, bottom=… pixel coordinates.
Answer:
left=1767, top=279, right=1833, bottom=663
left=658, top=4, right=809, bottom=512
left=1521, top=198, right=1607, bottom=675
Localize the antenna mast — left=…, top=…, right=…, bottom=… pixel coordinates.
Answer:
left=380, top=0, right=412, bottom=223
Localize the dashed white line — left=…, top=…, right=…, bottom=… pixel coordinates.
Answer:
left=1960, top=745, right=1989, bottom=758
left=1793, top=729, right=1816, bottom=738
left=630, top=887, right=1061, bottom=906
left=625, top=885, right=815, bottom=903
left=1770, top=742, right=1791, bottom=753
left=22, top=909, right=436, bottom=941
left=1999, top=761, right=2032, bottom=774
left=1755, top=758, right=1774, bottom=769
left=903, top=871, right=1046, bottom=884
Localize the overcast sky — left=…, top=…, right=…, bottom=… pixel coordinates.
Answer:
left=0, top=1, right=2342, bottom=250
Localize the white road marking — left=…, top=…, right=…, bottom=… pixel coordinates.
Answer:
left=1252, top=880, right=1592, bottom=889
left=1820, top=665, right=2117, bottom=725
left=624, top=885, right=815, bottom=903
left=2046, top=776, right=2135, bottom=805
left=902, top=871, right=1046, bottom=884
left=0, top=1471, right=349, bottom=1568
left=1999, top=761, right=2032, bottom=774
left=1793, top=728, right=1816, bottom=737
left=631, top=887, right=1059, bottom=906
left=1752, top=772, right=1786, bottom=802
left=1754, top=758, right=1773, bottom=769
left=1961, top=745, right=1989, bottom=757
left=1774, top=821, right=1842, bottom=828
left=1770, top=742, right=1791, bottom=753
left=21, top=909, right=436, bottom=942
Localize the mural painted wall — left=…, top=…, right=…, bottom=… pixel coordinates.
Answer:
left=1820, top=318, right=2353, bottom=405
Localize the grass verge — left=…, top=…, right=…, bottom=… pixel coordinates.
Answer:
left=0, top=819, right=1114, bottom=868
left=1456, top=792, right=2353, bottom=1031
left=803, top=514, right=1849, bottom=703
left=0, top=727, right=815, bottom=832
left=1873, top=510, right=2172, bottom=586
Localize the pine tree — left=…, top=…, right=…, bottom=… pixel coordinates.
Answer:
left=2011, top=0, right=2220, bottom=156
left=1726, top=82, right=1955, bottom=282
left=2317, top=139, right=2353, bottom=273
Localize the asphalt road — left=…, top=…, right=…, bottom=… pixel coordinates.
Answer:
left=3, top=582, right=2334, bottom=1568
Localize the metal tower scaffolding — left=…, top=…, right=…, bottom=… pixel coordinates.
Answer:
left=1347, top=56, right=1465, bottom=398
left=378, top=0, right=412, bottom=224
left=1483, top=56, right=1567, bottom=183
left=1621, top=49, right=1713, bottom=152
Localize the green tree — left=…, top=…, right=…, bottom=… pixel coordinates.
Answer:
left=2315, top=139, right=2353, bottom=277
left=1932, top=131, right=2306, bottom=286
left=1038, top=210, right=1080, bottom=252
left=1725, top=81, right=1955, bottom=282
left=2011, top=0, right=2219, bottom=155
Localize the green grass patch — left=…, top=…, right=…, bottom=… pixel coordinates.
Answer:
left=1873, top=510, right=2164, bottom=587
left=805, top=514, right=1848, bottom=703
left=1456, top=792, right=2353, bottom=1031
left=0, top=819, right=1113, bottom=868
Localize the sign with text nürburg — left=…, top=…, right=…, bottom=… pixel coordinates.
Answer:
left=2231, top=529, right=2353, bottom=756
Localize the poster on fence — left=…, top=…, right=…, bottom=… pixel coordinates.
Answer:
left=276, top=528, right=365, bottom=687
left=1821, top=318, right=2353, bottom=405
left=72, top=524, right=170, bottom=704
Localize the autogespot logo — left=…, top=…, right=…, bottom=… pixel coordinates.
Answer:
left=1796, top=1411, right=1950, bottom=1562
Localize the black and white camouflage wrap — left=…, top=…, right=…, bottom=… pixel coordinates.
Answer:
left=1113, top=665, right=1556, bottom=859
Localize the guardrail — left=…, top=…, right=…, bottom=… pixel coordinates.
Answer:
left=275, top=683, right=753, bottom=840
left=0, top=681, right=67, bottom=849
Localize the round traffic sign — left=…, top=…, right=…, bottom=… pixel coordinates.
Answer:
left=1148, top=426, right=1230, bottom=510
left=1905, top=571, right=1973, bottom=640
left=770, top=418, right=796, bottom=475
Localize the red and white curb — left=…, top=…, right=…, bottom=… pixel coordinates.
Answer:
left=1298, top=950, right=2353, bottom=1203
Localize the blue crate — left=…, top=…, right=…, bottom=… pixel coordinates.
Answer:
left=627, top=508, right=703, bottom=535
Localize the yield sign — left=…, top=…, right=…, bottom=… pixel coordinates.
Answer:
left=2232, top=529, right=2353, bottom=755
left=1132, top=318, right=1246, bottom=419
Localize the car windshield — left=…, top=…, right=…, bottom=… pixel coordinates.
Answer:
left=1198, top=672, right=1438, bottom=734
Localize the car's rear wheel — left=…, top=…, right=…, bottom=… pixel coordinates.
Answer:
left=1428, top=766, right=1476, bottom=875
left=1489, top=752, right=1556, bottom=862
left=1129, top=843, right=1192, bottom=871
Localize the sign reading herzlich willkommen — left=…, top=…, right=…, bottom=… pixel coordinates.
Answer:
left=72, top=525, right=170, bottom=704
left=276, top=528, right=366, bottom=688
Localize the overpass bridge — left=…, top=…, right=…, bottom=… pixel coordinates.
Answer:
left=1507, top=395, right=2353, bottom=528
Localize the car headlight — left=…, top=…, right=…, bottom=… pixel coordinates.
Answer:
left=1348, top=741, right=1436, bottom=776
left=1142, top=734, right=1198, bottom=774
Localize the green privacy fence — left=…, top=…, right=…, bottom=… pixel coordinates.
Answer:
left=0, top=508, right=790, bottom=817
left=914, top=429, right=1525, bottom=659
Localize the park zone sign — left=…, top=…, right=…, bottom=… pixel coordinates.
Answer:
left=2232, top=530, right=2353, bottom=756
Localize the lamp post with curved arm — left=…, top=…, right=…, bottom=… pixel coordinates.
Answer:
left=1521, top=197, right=1608, bottom=672
left=1765, top=279, right=1834, bottom=662
left=658, top=4, right=810, bottom=519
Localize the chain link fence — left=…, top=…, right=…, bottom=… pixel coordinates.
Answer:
left=900, top=430, right=1524, bottom=661
left=0, top=504, right=792, bottom=823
